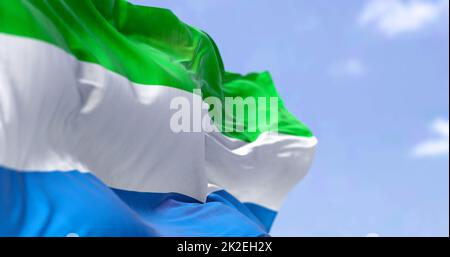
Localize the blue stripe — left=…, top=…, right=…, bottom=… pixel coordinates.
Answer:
left=0, top=166, right=276, bottom=237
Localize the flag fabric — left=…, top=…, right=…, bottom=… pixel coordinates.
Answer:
left=0, top=0, right=317, bottom=237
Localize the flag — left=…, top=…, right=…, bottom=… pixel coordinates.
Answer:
left=0, top=0, right=317, bottom=236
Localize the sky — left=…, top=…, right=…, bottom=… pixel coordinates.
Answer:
left=130, top=0, right=449, bottom=237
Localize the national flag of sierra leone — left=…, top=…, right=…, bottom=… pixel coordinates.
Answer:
left=0, top=0, right=317, bottom=236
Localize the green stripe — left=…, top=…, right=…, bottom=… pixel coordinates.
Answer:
left=0, top=0, right=313, bottom=142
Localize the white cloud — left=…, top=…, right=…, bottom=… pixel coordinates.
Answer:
left=366, top=233, right=381, bottom=237
left=330, top=58, right=366, bottom=78
left=359, top=0, right=449, bottom=37
left=412, top=118, right=449, bottom=158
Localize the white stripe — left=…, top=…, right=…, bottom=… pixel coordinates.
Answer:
left=0, top=34, right=317, bottom=210
left=207, top=132, right=317, bottom=210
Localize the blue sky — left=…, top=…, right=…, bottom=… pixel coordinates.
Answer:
left=131, top=0, right=449, bottom=236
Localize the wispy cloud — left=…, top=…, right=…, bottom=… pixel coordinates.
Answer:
left=412, top=118, right=449, bottom=158
left=330, top=58, right=366, bottom=78
left=359, top=0, right=449, bottom=37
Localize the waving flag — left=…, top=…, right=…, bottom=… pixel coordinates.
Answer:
left=0, top=0, right=317, bottom=237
